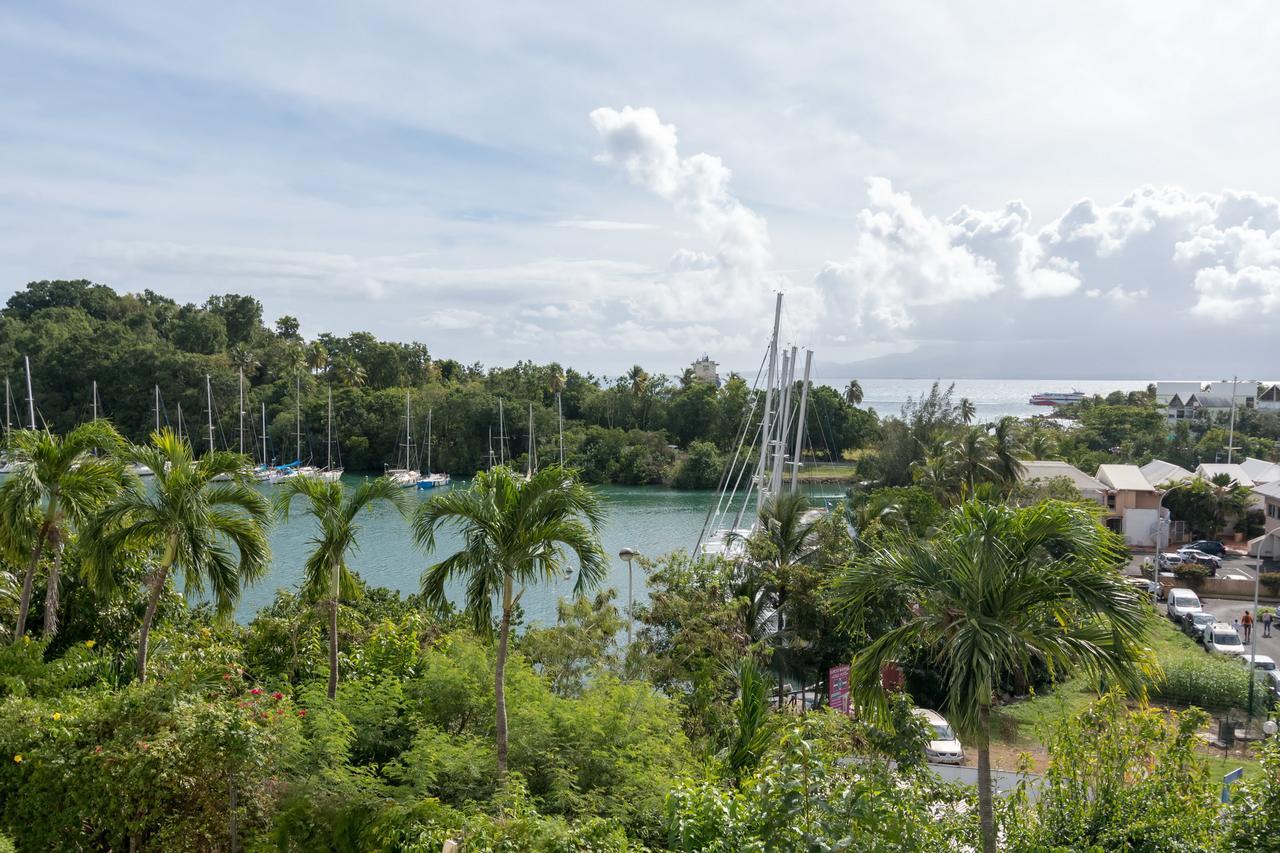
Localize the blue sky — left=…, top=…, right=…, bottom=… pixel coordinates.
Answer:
left=3, top=2, right=1279, bottom=378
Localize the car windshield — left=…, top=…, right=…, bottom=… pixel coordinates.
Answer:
left=1214, top=631, right=1241, bottom=646
left=1250, top=660, right=1277, bottom=671
left=1195, top=613, right=1215, bottom=625
left=932, top=723, right=955, bottom=740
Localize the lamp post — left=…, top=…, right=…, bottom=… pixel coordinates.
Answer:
left=618, top=547, right=639, bottom=648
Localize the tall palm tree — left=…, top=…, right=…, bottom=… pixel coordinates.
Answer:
left=229, top=346, right=259, bottom=378
left=831, top=500, right=1150, bottom=853
left=83, top=430, right=271, bottom=682
left=911, top=452, right=958, bottom=504
left=306, top=341, right=329, bottom=377
left=990, top=416, right=1026, bottom=484
left=626, top=365, right=650, bottom=398
left=844, top=379, right=864, bottom=406
left=1024, top=423, right=1059, bottom=460
left=546, top=367, right=566, bottom=397
left=957, top=397, right=977, bottom=425
left=333, top=355, right=367, bottom=389
left=413, top=464, right=607, bottom=778
left=0, top=423, right=126, bottom=642
left=946, top=428, right=998, bottom=494
left=274, top=476, right=408, bottom=699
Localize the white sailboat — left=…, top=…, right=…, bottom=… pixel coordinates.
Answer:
left=0, top=375, right=15, bottom=475
left=206, top=374, right=232, bottom=481
left=316, top=386, right=343, bottom=482
left=253, top=402, right=274, bottom=482
left=385, top=390, right=420, bottom=487
left=416, top=406, right=448, bottom=489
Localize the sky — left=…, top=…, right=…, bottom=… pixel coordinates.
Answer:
left=2, top=1, right=1279, bottom=380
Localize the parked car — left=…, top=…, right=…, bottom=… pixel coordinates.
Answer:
left=1184, top=610, right=1218, bottom=643
left=1203, top=623, right=1245, bottom=656
left=912, top=708, right=964, bottom=765
left=1263, top=670, right=1280, bottom=702
left=1239, top=654, right=1278, bottom=673
left=1166, top=589, right=1202, bottom=624
left=1157, top=552, right=1185, bottom=570
left=1176, top=549, right=1220, bottom=576
left=1185, top=540, right=1227, bottom=557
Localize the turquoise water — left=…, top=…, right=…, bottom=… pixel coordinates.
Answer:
left=236, top=478, right=845, bottom=625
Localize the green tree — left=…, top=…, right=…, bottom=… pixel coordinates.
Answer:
left=83, top=430, right=271, bottom=682
left=830, top=500, right=1151, bottom=853
left=843, top=379, right=863, bottom=406
left=673, top=440, right=723, bottom=489
left=958, top=397, right=976, bottom=425
left=413, top=464, right=607, bottom=778
left=990, top=416, right=1026, bottom=483
left=273, top=475, right=408, bottom=699
left=0, top=423, right=125, bottom=641
left=945, top=428, right=998, bottom=493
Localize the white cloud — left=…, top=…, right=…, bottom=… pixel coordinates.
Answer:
left=552, top=219, right=656, bottom=231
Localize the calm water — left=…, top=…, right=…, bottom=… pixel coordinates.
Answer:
left=237, top=479, right=844, bottom=624
left=818, top=377, right=1149, bottom=422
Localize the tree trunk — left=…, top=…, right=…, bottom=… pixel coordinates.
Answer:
left=495, top=574, right=512, bottom=780
left=14, top=518, right=51, bottom=642
left=327, top=597, right=339, bottom=700
left=137, top=539, right=176, bottom=683
left=977, top=704, right=996, bottom=853
left=41, top=539, right=66, bottom=640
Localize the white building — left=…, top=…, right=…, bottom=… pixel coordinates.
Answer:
left=689, top=354, right=720, bottom=386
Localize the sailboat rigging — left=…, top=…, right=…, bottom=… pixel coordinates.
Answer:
left=416, top=406, right=449, bottom=489
left=385, top=390, right=420, bottom=487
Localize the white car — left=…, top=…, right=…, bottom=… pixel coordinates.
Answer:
left=913, top=708, right=964, bottom=765
left=1166, top=589, right=1202, bottom=624
left=1157, top=552, right=1185, bottom=569
left=1203, top=623, right=1245, bottom=656
left=1239, top=654, right=1277, bottom=673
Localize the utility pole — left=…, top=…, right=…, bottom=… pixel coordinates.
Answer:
left=1227, top=375, right=1239, bottom=464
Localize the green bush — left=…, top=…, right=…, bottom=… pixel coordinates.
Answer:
left=1150, top=655, right=1269, bottom=714
left=673, top=440, right=723, bottom=489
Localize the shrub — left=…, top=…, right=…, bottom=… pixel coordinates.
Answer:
left=1150, top=655, right=1269, bottom=714
left=673, top=441, right=723, bottom=489
left=1172, top=563, right=1209, bottom=583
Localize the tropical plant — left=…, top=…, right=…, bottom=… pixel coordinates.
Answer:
left=830, top=499, right=1151, bottom=853
left=844, top=379, right=864, bottom=406
left=413, top=464, right=607, bottom=778
left=0, top=423, right=125, bottom=642
left=990, top=416, right=1026, bottom=483
left=715, top=658, right=777, bottom=784
left=957, top=397, right=977, bottom=425
left=945, top=428, right=998, bottom=494
left=82, top=430, right=271, bottom=682
left=331, top=355, right=366, bottom=389
left=273, top=475, right=408, bottom=699
left=306, top=341, right=329, bottom=376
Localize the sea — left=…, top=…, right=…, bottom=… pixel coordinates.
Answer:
left=233, top=377, right=1148, bottom=623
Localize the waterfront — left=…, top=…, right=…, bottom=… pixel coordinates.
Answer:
left=240, top=479, right=847, bottom=623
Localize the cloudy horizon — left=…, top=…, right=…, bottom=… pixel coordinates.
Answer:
left=3, top=3, right=1278, bottom=380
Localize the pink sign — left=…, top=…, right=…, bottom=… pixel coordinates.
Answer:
left=829, top=664, right=851, bottom=714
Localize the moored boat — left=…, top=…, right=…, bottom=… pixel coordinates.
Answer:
left=1028, top=390, right=1085, bottom=406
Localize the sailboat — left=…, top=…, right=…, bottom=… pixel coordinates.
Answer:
left=253, top=402, right=274, bottom=482
left=416, top=406, right=449, bottom=489
left=1, top=358, right=37, bottom=476
left=0, top=375, right=15, bottom=475
left=315, top=386, right=343, bottom=482
left=385, top=390, right=420, bottom=487
left=206, top=375, right=232, bottom=481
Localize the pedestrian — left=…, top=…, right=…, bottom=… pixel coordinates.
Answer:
left=1233, top=618, right=1242, bottom=637
left=1264, top=609, right=1274, bottom=638
left=1242, top=610, right=1254, bottom=644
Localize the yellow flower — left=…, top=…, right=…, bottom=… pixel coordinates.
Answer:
left=12, top=755, right=21, bottom=763
left=52, top=712, right=62, bottom=722
left=22, top=636, right=30, bottom=644
left=84, top=640, right=96, bottom=649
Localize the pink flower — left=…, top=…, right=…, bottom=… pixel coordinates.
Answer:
left=296, top=709, right=307, bottom=718
left=250, top=688, right=262, bottom=696
left=271, top=691, right=283, bottom=701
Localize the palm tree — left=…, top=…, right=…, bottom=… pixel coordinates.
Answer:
left=626, top=365, right=650, bottom=397
left=413, top=464, right=607, bottom=778
left=946, top=428, right=998, bottom=494
left=229, top=346, right=259, bottom=378
left=1207, top=473, right=1251, bottom=532
left=333, top=356, right=367, bottom=389
left=546, top=367, right=566, bottom=397
left=911, top=452, right=958, bottom=503
left=831, top=500, right=1150, bottom=853
left=83, top=430, right=271, bottom=682
left=1024, top=423, right=1059, bottom=460
left=307, top=341, right=329, bottom=377
left=844, top=379, right=864, bottom=406
left=0, top=423, right=126, bottom=642
left=990, top=416, right=1026, bottom=483
left=957, top=396, right=977, bottom=425
left=274, top=476, right=408, bottom=699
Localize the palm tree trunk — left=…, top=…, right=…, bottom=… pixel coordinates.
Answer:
left=327, top=597, right=339, bottom=700
left=495, top=575, right=512, bottom=780
left=41, top=539, right=66, bottom=640
left=14, top=517, right=52, bottom=642
left=137, top=537, right=177, bottom=683
left=977, top=704, right=995, bottom=853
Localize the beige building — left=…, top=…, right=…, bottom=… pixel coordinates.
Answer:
left=689, top=354, right=719, bottom=386
left=1095, top=464, right=1164, bottom=547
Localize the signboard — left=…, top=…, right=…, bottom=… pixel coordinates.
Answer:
left=829, top=664, right=850, bottom=715
left=1222, top=767, right=1244, bottom=803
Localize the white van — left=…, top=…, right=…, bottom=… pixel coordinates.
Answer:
left=1166, top=589, right=1202, bottom=624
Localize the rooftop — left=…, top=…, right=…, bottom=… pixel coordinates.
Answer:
left=1194, top=463, right=1255, bottom=487
left=1096, top=464, right=1156, bottom=492
left=1019, top=460, right=1108, bottom=494
left=1140, top=459, right=1194, bottom=487
left=1239, top=457, right=1280, bottom=484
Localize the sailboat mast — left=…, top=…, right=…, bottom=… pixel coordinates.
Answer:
left=91, top=380, right=99, bottom=421
left=25, top=355, right=36, bottom=429
left=557, top=392, right=564, bottom=466
left=295, top=372, right=302, bottom=463
left=771, top=346, right=798, bottom=496
left=154, top=385, right=161, bottom=433
left=177, top=404, right=185, bottom=443
left=526, top=402, right=534, bottom=478
left=756, top=295, right=783, bottom=511
left=327, top=386, right=334, bottom=470
left=205, top=374, right=215, bottom=453
left=426, top=407, right=432, bottom=474
left=789, top=350, right=813, bottom=493
left=261, top=403, right=268, bottom=465
left=238, top=369, right=245, bottom=456
left=4, top=376, right=11, bottom=438
left=488, top=426, right=495, bottom=470
left=498, top=399, right=506, bottom=465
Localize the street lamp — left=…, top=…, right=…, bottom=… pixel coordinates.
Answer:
left=618, top=547, right=639, bottom=648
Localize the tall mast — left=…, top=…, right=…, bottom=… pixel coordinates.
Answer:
left=526, top=402, right=535, bottom=478
left=557, top=392, right=565, bottom=466
left=295, top=372, right=302, bottom=464
left=238, top=369, right=245, bottom=456
left=789, top=350, right=814, bottom=493
left=327, top=386, right=334, bottom=470
left=4, top=376, right=11, bottom=438
left=261, top=402, right=268, bottom=465
left=205, top=374, right=215, bottom=453
left=488, top=425, right=495, bottom=470
left=425, top=407, right=432, bottom=474
left=402, top=389, right=413, bottom=470
left=25, top=355, right=36, bottom=429
left=91, top=380, right=99, bottom=422
left=771, top=346, right=798, bottom=496
left=498, top=399, right=507, bottom=466
left=756, top=294, right=783, bottom=513
left=177, top=403, right=185, bottom=443
left=154, top=385, right=161, bottom=433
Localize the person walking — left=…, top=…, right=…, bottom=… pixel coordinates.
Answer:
left=1233, top=617, right=1242, bottom=638
left=1263, top=609, right=1274, bottom=638
left=1241, top=610, right=1254, bottom=644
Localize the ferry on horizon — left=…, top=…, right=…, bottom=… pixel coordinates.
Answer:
left=1028, top=390, right=1085, bottom=406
